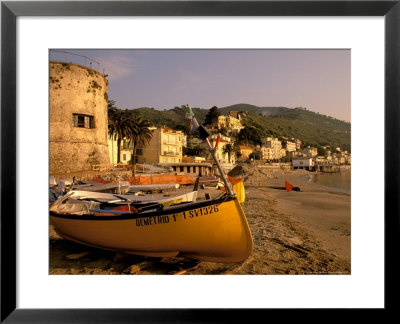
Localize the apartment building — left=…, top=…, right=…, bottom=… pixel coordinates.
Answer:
left=286, top=141, right=297, bottom=152
left=136, top=126, right=184, bottom=164
left=258, top=146, right=272, bottom=160
left=261, top=137, right=282, bottom=160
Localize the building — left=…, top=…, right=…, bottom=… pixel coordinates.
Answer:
left=257, top=146, right=271, bottom=160
left=181, top=134, right=187, bottom=147
left=281, top=148, right=287, bottom=157
left=295, top=139, right=302, bottom=150
left=219, top=115, right=244, bottom=132
left=261, top=137, right=282, bottom=160
left=108, top=138, right=133, bottom=165
left=206, top=114, right=244, bottom=134
left=228, top=111, right=241, bottom=120
left=200, top=135, right=236, bottom=164
left=238, top=145, right=253, bottom=160
left=287, top=150, right=300, bottom=160
left=292, top=157, right=315, bottom=171
left=136, top=126, right=184, bottom=164
left=302, top=146, right=318, bottom=157
left=49, top=60, right=110, bottom=173
left=286, top=141, right=297, bottom=152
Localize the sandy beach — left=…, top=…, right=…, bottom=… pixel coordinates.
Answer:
left=49, top=167, right=351, bottom=275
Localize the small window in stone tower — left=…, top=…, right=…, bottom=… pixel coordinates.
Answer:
left=73, top=114, right=95, bottom=128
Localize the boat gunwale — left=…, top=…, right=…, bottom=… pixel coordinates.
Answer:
left=50, top=194, right=235, bottom=221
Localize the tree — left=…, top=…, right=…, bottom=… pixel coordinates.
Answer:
left=108, top=103, right=132, bottom=164
left=174, top=124, right=190, bottom=135
left=108, top=102, right=153, bottom=170
left=203, top=106, right=220, bottom=125
left=129, top=115, right=154, bottom=177
left=222, top=143, right=235, bottom=163
left=238, top=126, right=261, bottom=145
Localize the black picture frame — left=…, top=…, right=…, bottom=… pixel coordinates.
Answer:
left=1, top=0, right=398, bottom=322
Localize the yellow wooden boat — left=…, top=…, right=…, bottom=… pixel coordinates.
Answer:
left=50, top=193, right=252, bottom=262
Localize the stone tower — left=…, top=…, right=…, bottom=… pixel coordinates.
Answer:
left=49, top=61, right=110, bottom=173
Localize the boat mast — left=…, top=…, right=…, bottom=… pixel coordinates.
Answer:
left=186, top=105, right=235, bottom=197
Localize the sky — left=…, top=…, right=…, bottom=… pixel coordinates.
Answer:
left=50, top=49, right=351, bottom=122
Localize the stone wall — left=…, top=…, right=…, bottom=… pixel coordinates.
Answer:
left=49, top=62, right=110, bottom=173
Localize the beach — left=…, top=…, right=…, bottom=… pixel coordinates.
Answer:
left=49, top=168, right=351, bottom=275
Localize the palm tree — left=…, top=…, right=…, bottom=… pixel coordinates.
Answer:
left=222, top=143, right=235, bottom=164
left=128, top=115, right=154, bottom=176
left=108, top=102, right=131, bottom=164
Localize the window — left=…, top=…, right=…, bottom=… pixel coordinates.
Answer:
left=122, top=154, right=127, bottom=161
left=73, top=114, right=95, bottom=128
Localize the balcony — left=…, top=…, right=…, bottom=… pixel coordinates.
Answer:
left=162, top=140, right=179, bottom=145
left=163, top=151, right=179, bottom=156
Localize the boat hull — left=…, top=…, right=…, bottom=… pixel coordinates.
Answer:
left=50, top=196, right=253, bottom=262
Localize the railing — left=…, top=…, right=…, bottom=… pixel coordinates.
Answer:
left=163, top=151, right=179, bottom=156
left=49, top=50, right=105, bottom=75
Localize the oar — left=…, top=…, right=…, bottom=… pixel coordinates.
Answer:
left=49, top=191, right=73, bottom=210
left=113, top=194, right=133, bottom=202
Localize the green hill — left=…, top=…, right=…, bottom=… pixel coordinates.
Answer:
left=242, top=109, right=350, bottom=152
left=130, top=105, right=208, bottom=132
left=128, top=104, right=351, bottom=151
left=219, top=103, right=289, bottom=117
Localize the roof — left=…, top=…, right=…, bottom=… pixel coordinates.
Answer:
left=160, top=126, right=183, bottom=134
left=165, top=162, right=213, bottom=167
left=239, top=145, right=253, bottom=150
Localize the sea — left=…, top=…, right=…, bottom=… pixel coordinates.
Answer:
left=311, top=168, right=351, bottom=194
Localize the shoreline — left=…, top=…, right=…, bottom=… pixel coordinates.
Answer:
left=50, top=169, right=351, bottom=275
left=309, top=168, right=351, bottom=194
left=260, top=170, right=351, bottom=263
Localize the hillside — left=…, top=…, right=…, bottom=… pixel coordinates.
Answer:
left=219, top=103, right=289, bottom=117
left=128, top=104, right=351, bottom=151
left=242, top=109, right=350, bottom=151
left=131, top=106, right=208, bottom=132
